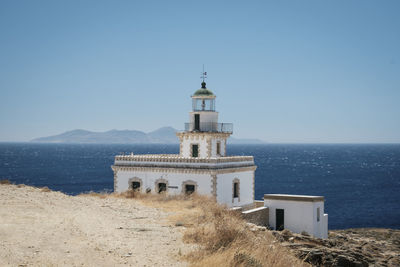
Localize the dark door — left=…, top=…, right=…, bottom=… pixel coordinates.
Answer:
left=194, top=114, right=200, bottom=131
left=192, top=144, right=199, bottom=157
left=276, top=209, right=284, bottom=231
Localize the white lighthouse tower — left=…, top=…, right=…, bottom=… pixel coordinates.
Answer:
left=111, top=75, right=257, bottom=207
left=178, top=79, right=231, bottom=158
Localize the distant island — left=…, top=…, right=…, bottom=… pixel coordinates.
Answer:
left=31, top=127, right=265, bottom=144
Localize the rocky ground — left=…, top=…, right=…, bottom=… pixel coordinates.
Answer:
left=0, top=184, right=192, bottom=267
left=1, top=182, right=399, bottom=267
left=271, top=227, right=400, bottom=267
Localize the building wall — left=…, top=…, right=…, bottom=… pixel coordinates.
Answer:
left=313, top=202, right=328, bottom=239
left=216, top=170, right=254, bottom=208
left=115, top=170, right=213, bottom=195
left=180, top=136, right=209, bottom=158
left=210, top=138, right=227, bottom=157
left=264, top=199, right=328, bottom=239
left=189, top=111, right=218, bottom=124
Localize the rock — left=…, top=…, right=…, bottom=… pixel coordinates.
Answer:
left=304, top=249, right=324, bottom=266
left=335, top=255, right=366, bottom=267
left=174, top=221, right=184, bottom=227
left=269, top=228, right=400, bottom=267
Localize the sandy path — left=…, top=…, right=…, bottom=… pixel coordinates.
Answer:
left=0, top=184, right=190, bottom=267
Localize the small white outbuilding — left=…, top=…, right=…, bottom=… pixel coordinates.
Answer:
left=264, top=194, right=328, bottom=239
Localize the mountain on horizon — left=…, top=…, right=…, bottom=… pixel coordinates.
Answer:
left=31, top=127, right=265, bottom=144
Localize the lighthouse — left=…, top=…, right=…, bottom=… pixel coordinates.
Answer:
left=178, top=80, right=232, bottom=158
left=111, top=76, right=257, bottom=207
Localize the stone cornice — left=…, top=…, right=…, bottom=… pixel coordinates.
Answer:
left=115, top=154, right=254, bottom=163
left=111, top=165, right=257, bottom=175
left=113, top=162, right=256, bottom=170
left=176, top=132, right=231, bottom=139
left=264, top=194, right=324, bottom=202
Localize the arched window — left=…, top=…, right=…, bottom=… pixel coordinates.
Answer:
left=155, top=178, right=169, bottom=194
left=128, top=177, right=143, bottom=192
left=216, top=141, right=221, bottom=156
left=232, top=178, right=240, bottom=203
left=182, top=180, right=198, bottom=195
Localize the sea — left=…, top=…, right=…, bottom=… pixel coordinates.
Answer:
left=1, top=142, right=399, bottom=230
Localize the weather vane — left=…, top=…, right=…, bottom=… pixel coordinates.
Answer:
left=200, top=64, right=207, bottom=83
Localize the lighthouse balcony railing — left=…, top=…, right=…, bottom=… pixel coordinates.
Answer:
left=184, top=122, right=233, bottom=133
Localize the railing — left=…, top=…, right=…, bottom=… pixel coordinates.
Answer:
left=184, top=122, right=233, bottom=133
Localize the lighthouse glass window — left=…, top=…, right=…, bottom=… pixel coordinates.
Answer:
left=193, top=99, right=215, bottom=111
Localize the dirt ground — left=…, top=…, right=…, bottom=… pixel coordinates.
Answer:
left=0, top=184, right=191, bottom=267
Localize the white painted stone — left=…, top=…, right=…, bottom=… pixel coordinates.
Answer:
left=179, top=136, right=209, bottom=158
left=116, top=170, right=212, bottom=195
left=216, top=171, right=254, bottom=207
left=264, top=194, right=328, bottom=239
left=189, top=111, right=218, bottom=124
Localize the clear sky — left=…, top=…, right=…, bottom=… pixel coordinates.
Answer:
left=0, top=0, right=399, bottom=143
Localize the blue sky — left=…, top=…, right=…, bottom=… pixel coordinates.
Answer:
left=0, top=0, right=399, bottom=143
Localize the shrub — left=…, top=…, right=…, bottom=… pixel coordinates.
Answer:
left=40, top=186, right=51, bottom=192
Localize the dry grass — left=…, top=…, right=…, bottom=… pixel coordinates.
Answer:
left=69, top=189, right=309, bottom=266
left=78, top=191, right=109, bottom=199
left=0, top=179, right=11, bottom=185
left=92, top=190, right=308, bottom=267
left=179, top=197, right=309, bottom=267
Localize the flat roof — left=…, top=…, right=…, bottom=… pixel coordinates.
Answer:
left=264, top=194, right=324, bottom=202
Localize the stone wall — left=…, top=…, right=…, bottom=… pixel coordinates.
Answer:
left=241, top=207, right=269, bottom=226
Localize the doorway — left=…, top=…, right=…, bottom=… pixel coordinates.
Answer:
left=194, top=114, right=200, bottom=131
left=276, top=209, right=284, bottom=231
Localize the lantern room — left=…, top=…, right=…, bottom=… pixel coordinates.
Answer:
left=192, top=82, right=216, bottom=111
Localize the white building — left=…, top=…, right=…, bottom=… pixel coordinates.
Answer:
left=111, top=76, right=329, bottom=238
left=111, top=80, right=257, bottom=207
left=264, top=194, right=328, bottom=239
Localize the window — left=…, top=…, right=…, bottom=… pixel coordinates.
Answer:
left=192, top=144, right=199, bottom=157
left=216, top=141, right=221, bottom=155
left=185, top=184, right=195, bottom=195
left=317, top=207, right=320, bottom=222
left=132, top=181, right=141, bottom=191
left=158, top=183, right=167, bottom=193
left=128, top=178, right=142, bottom=192
left=232, top=178, right=240, bottom=203
left=182, top=180, right=198, bottom=195
left=233, top=182, right=239, bottom=198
